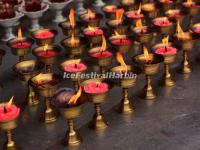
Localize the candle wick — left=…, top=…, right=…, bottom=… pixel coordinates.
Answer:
left=165, top=46, right=167, bottom=52
left=120, top=38, right=122, bottom=43
left=75, top=63, right=77, bottom=68
left=100, top=50, right=103, bottom=55
left=96, top=84, right=99, bottom=88
left=3, top=106, right=7, bottom=113
left=141, top=28, right=144, bottom=34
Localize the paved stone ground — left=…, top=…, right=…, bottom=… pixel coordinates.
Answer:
left=1, top=1, right=200, bottom=150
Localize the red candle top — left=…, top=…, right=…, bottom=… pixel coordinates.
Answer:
left=111, top=37, right=132, bottom=45
left=64, top=63, right=87, bottom=72
left=91, top=49, right=112, bottom=58
left=36, top=51, right=57, bottom=57
left=194, top=26, right=200, bottom=33
left=159, top=0, right=173, bottom=3
left=153, top=18, right=173, bottom=27
left=183, top=2, right=200, bottom=8
left=155, top=46, right=177, bottom=55
left=11, top=41, right=32, bottom=49
left=84, top=82, right=109, bottom=94
left=0, top=105, right=20, bottom=122
left=126, top=11, right=144, bottom=19
left=35, top=31, right=55, bottom=39
left=84, top=27, right=103, bottom=36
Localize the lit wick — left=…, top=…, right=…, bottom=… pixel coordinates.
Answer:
left=75, top=63, right=77, bottom=68
left=100, top=50, right=104, bottom=55
left=96, top=83, right=99, bottom=88
left=120, top=38, right=123, bottom=43
left=165, top=46, right=167, bottom=52
left=3, top=106, right=7, bottom=113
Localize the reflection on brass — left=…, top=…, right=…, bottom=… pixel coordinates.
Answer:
left=60, top=105, right=83, bottom=147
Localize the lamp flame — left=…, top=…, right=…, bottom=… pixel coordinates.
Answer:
left=162, top=36, right=169, bottom=46
left=116, top=52, right=127, bottom=72
left=87, top=9, right=95, bottom=18
left=69, top=8, right=75, bottom=28
left=68, top=86, right=82, bottom=105
left=18, top=27, right=23, bottom=41
left=101, top=35, right=106, bottom=51
left=88, top=26, right=96, bottom=31
left=114, top=30, right=120, bottom=37
left=136, top=19, right=143, bottom=29
left=116, top=9, right=124, bottom=23
left=137, top=3, right=142, bottom=14
left=187, top=0, right=193, bottom=4
left=43, top=43, right=48, bottom=52
left=143, top=46, right=151, bottom=62
left=177, top=20, right=185, bottom=39
left=7, top=96, right=14, bottom=107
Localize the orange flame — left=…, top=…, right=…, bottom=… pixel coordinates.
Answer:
left=101, top=35, right=106, bottom=51
left=162, top=36, right=169, bottom=46
left=88, top=26, right=96, bottom=31
left=116, top=52, right=127, bottom=72
left=177, top=20, right=185, bottom=39
left=69, top=8, right=75, bottom=28
left=18, top=27, right=23, bottom=41
left=68, top=86, right=82, bottom=105
left=136, top=19, right=143, bottom=29
left=137, top=3, right=142, bottom=14
left=7, top=96, right=14, bottom=107
left=87, top=9, right=95, bottom=18
left=43, top=43, right=48, bottom=52
left=116, top=9, right=124, bottom=23
left=187, top=0, right=193, bottom=4
left=143, top=46, right=151, bottom=62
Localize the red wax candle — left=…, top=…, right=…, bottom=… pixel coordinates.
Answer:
left=111, top=38, right=131, bottom=45
left=64, top=63, right=87, bottom=72
left=11, top=41, right=32, bottom=49
left=84, top=28, right=103, bottom=36
left=91, top=50, right=112, bottom=58
left=154, top=19, right=172, bottom=26
left=35, top=31, right=55, bottom=39
left=84, top=82, right=109, bottom=94
left=0, top=104, right=20, bottom=121
left=183, top=2, right=200, bottom=8
left=126, top=12, right=144, bottom=19
left=168, top=13, right=183, bottom=18
left=37, top=51, right=57, bottom=57
left=194, top=27, right=200, bottom=33
left=155, top=46, right=177, bottom=55
left=159, top=0, right=173, bottom=3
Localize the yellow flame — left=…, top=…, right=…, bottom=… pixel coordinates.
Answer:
left=137, top=3, right=142, bottom=14
left=143, top=46, right=151, bottom=62
left=69, top=8, right=75, bottom=28
left=18, top=27, right=23, bottom=41
left=7, top=96, right=14, bottom=107
left=88, top=26, right=96, bottom=31
left=114, top=30, right=120, bottom=37
left=101, top=35, right=106, bottom=51
left=162, top=36, right=169, bottom=46
left=87, top=9, right=95, bottom=18
left=136, top=19, right=143, bottom=29
left=116, top=9, right=124, bottom=23
left=177, top=20, right=185, bottom=38
left=68, top=86, right=82, bottom=105
left=43, top=43, right=48, bottom=52
left=116, top=52, right=127, bottom=72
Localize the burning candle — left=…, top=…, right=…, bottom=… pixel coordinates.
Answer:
left=110, top=31, right=132, bottom=45
left=84, top=26, right=103, bottom=36
left=0, top=3, right=15, bottom=19
left=153, top=17, right=173, bottom=27
left=64, top=59, right=87, bottom=72
left=108, top=8, right=124, bottom=26
left=155, top=36, right=177, bottom=55
left=11, top=27, right=32, bottom=49
left=0, top=96, right=20, bottom=122
left=90, top=35, right=112, bottom=58
left=176, top=20, right=191, bottom=40
left=183, top=0, right=200, bottom=8
left=25, top=0, right=42, bottom=12
left=84, top=82, right=109, bottom=94
left=36, top=44, right=58, bottom=57
left=126, top=3, right=144, bottom=19
left=166, top=9, right=185, bottom=19
left=81, top=9, right=96, bottom=21
left=116, top=52, right=128, bottom=72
